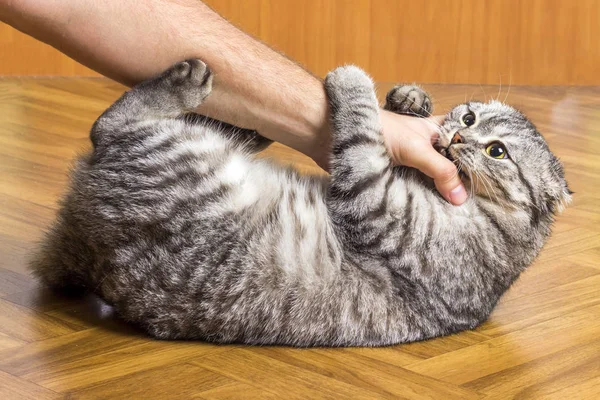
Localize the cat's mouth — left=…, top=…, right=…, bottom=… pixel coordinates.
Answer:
left=436, top=145, right=469, bottom=180
left=436, top=146, right=452, bottom=160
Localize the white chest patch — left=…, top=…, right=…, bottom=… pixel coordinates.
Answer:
left=220, top=155, right=248, bottom=185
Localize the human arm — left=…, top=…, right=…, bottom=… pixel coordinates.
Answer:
left=0, top=0, right=466, bottom=204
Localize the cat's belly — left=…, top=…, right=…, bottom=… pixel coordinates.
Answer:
left=212, top=156, right=341, bottom=280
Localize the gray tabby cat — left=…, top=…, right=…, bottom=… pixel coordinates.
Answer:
left=30, top=59, right=571, bottom=346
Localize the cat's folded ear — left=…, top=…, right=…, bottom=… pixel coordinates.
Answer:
left=544, top=156, right=572, bottom=214
left=553, top=186, right=573, bottom=213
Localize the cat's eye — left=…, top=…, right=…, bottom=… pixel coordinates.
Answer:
left=462, top=112, right=476, bottom=127
left=486, top=142, right=508, bottom=159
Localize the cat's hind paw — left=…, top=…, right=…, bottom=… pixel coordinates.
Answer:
left=153, top=59, right=213, bottom=111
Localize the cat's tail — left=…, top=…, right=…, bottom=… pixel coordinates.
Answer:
left=29, top=211, right=92, bottom=292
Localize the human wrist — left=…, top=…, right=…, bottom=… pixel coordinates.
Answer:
left=298, top=80, right=332, bottom=170
left=255, top=76, right=332, bottom=170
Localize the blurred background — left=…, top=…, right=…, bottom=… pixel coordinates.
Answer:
left=0, top=0, right=598, bottom=85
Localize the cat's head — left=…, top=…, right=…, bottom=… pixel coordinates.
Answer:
left=438, top=101, right=571, bottom=215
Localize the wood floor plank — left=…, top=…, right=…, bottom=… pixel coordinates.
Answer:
left=193, top=349, right=390, bottom=399
left=480, top=275, right=600, bottom=337
left=0, top=233, right=39, bottom=275
left=0, top=370, right=62, bottom=400
left=500, top=257, right=599, bottom=301
left=0, top=331, right=26, bottom=352
left=254, top=347, right=480, bottom=399
left=540, top=376, right=600, bottom=400
left=336, top=346, right=425, bottom=368
left=0, top=192, right=57, bottom=231
left=0, top=78, right=598, bottom=398
left=536, top=227, right=600, bottom=262
left=260, top=142, right=323, bottom=174
left=0, top=327, right=144, bottom=377
left=195, top=381, right=282, bottom=400
left=565, top=248, right=600, bottom=270
left=0, top=266, right=36, bottom=297
left=0, top=298, right=81, bottom=342
left=0, top=160, right=67, bottom=209
left=398, top=330, right=492, bottom=359
left=25, top=340, right=229, bottom=393
left=464, top=339, right=600, bottom=399
left=404, top=304, right=600, bottom=385
left=69, top=363, right=233, bottom=400
left=3, top=286, right=81, bottom=313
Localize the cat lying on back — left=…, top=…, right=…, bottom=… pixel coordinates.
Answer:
left=31, top=60, right=571, bottom=346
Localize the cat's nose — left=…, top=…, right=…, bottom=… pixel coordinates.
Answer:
left=451, top=132, right=464, bottom=144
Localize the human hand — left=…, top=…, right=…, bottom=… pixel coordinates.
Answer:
left=380, top=109, right=467, bottom=205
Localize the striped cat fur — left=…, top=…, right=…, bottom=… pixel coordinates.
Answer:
left=30, top=60, right=571, bottom=346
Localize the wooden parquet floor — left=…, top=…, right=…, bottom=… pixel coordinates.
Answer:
left=0, top=78, right=598, bottom=399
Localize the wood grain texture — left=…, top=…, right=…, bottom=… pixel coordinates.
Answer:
left=0, top=78, right=598, bottom=398
left=1, top=0, right=599, bottom=84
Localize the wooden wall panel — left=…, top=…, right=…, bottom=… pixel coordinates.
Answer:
left=0, top=23, right=99, bottom=77
left=207, top=0, right=262, bottom=36
left=0, top=0, right=598, bottom=85
left=258, top=1, right=333, bottom=74
left=367, top=0, right=600, bottom=86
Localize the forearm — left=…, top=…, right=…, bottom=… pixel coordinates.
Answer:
left=185, top=4, right=331, bottom=166
left=1, top=0, right=331, bottom=166
left=2, top=0, right=467, bottom=203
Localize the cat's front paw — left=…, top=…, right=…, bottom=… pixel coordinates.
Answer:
left=325, top=65, right=375, bottom=92
left=156, top=59, right=213, bottom=110
left=384, top=84, right=432, bottom=117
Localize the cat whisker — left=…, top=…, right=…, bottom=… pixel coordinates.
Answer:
left=466, top=168, right=475, bottom=198
left=496, top=74, right=503, bottom=102
left=449, top=165, right=462, bottom=181
left=421, top=118, right=444, bottom=132
left=472, top=160, right=510, bottom=211
left=479, top=172, right=502, bottom=208
left=469, top=90, right=477, bottom=102
left=461, top=156, right=475, bottom=197
left=397, top=109, right=444, bottom=132
left=409, top=99, right=433, bottom=118
left=470, top=159, right=493, bottom=203
left=503, top=73, right=512, bottom=104
left=478, top=84, right=488, bottom=103
left=398, top=97, right=439, bottom=124
left=457, top=154, right=475, bottom=198
left=457, top=161, right=467, bottom=190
